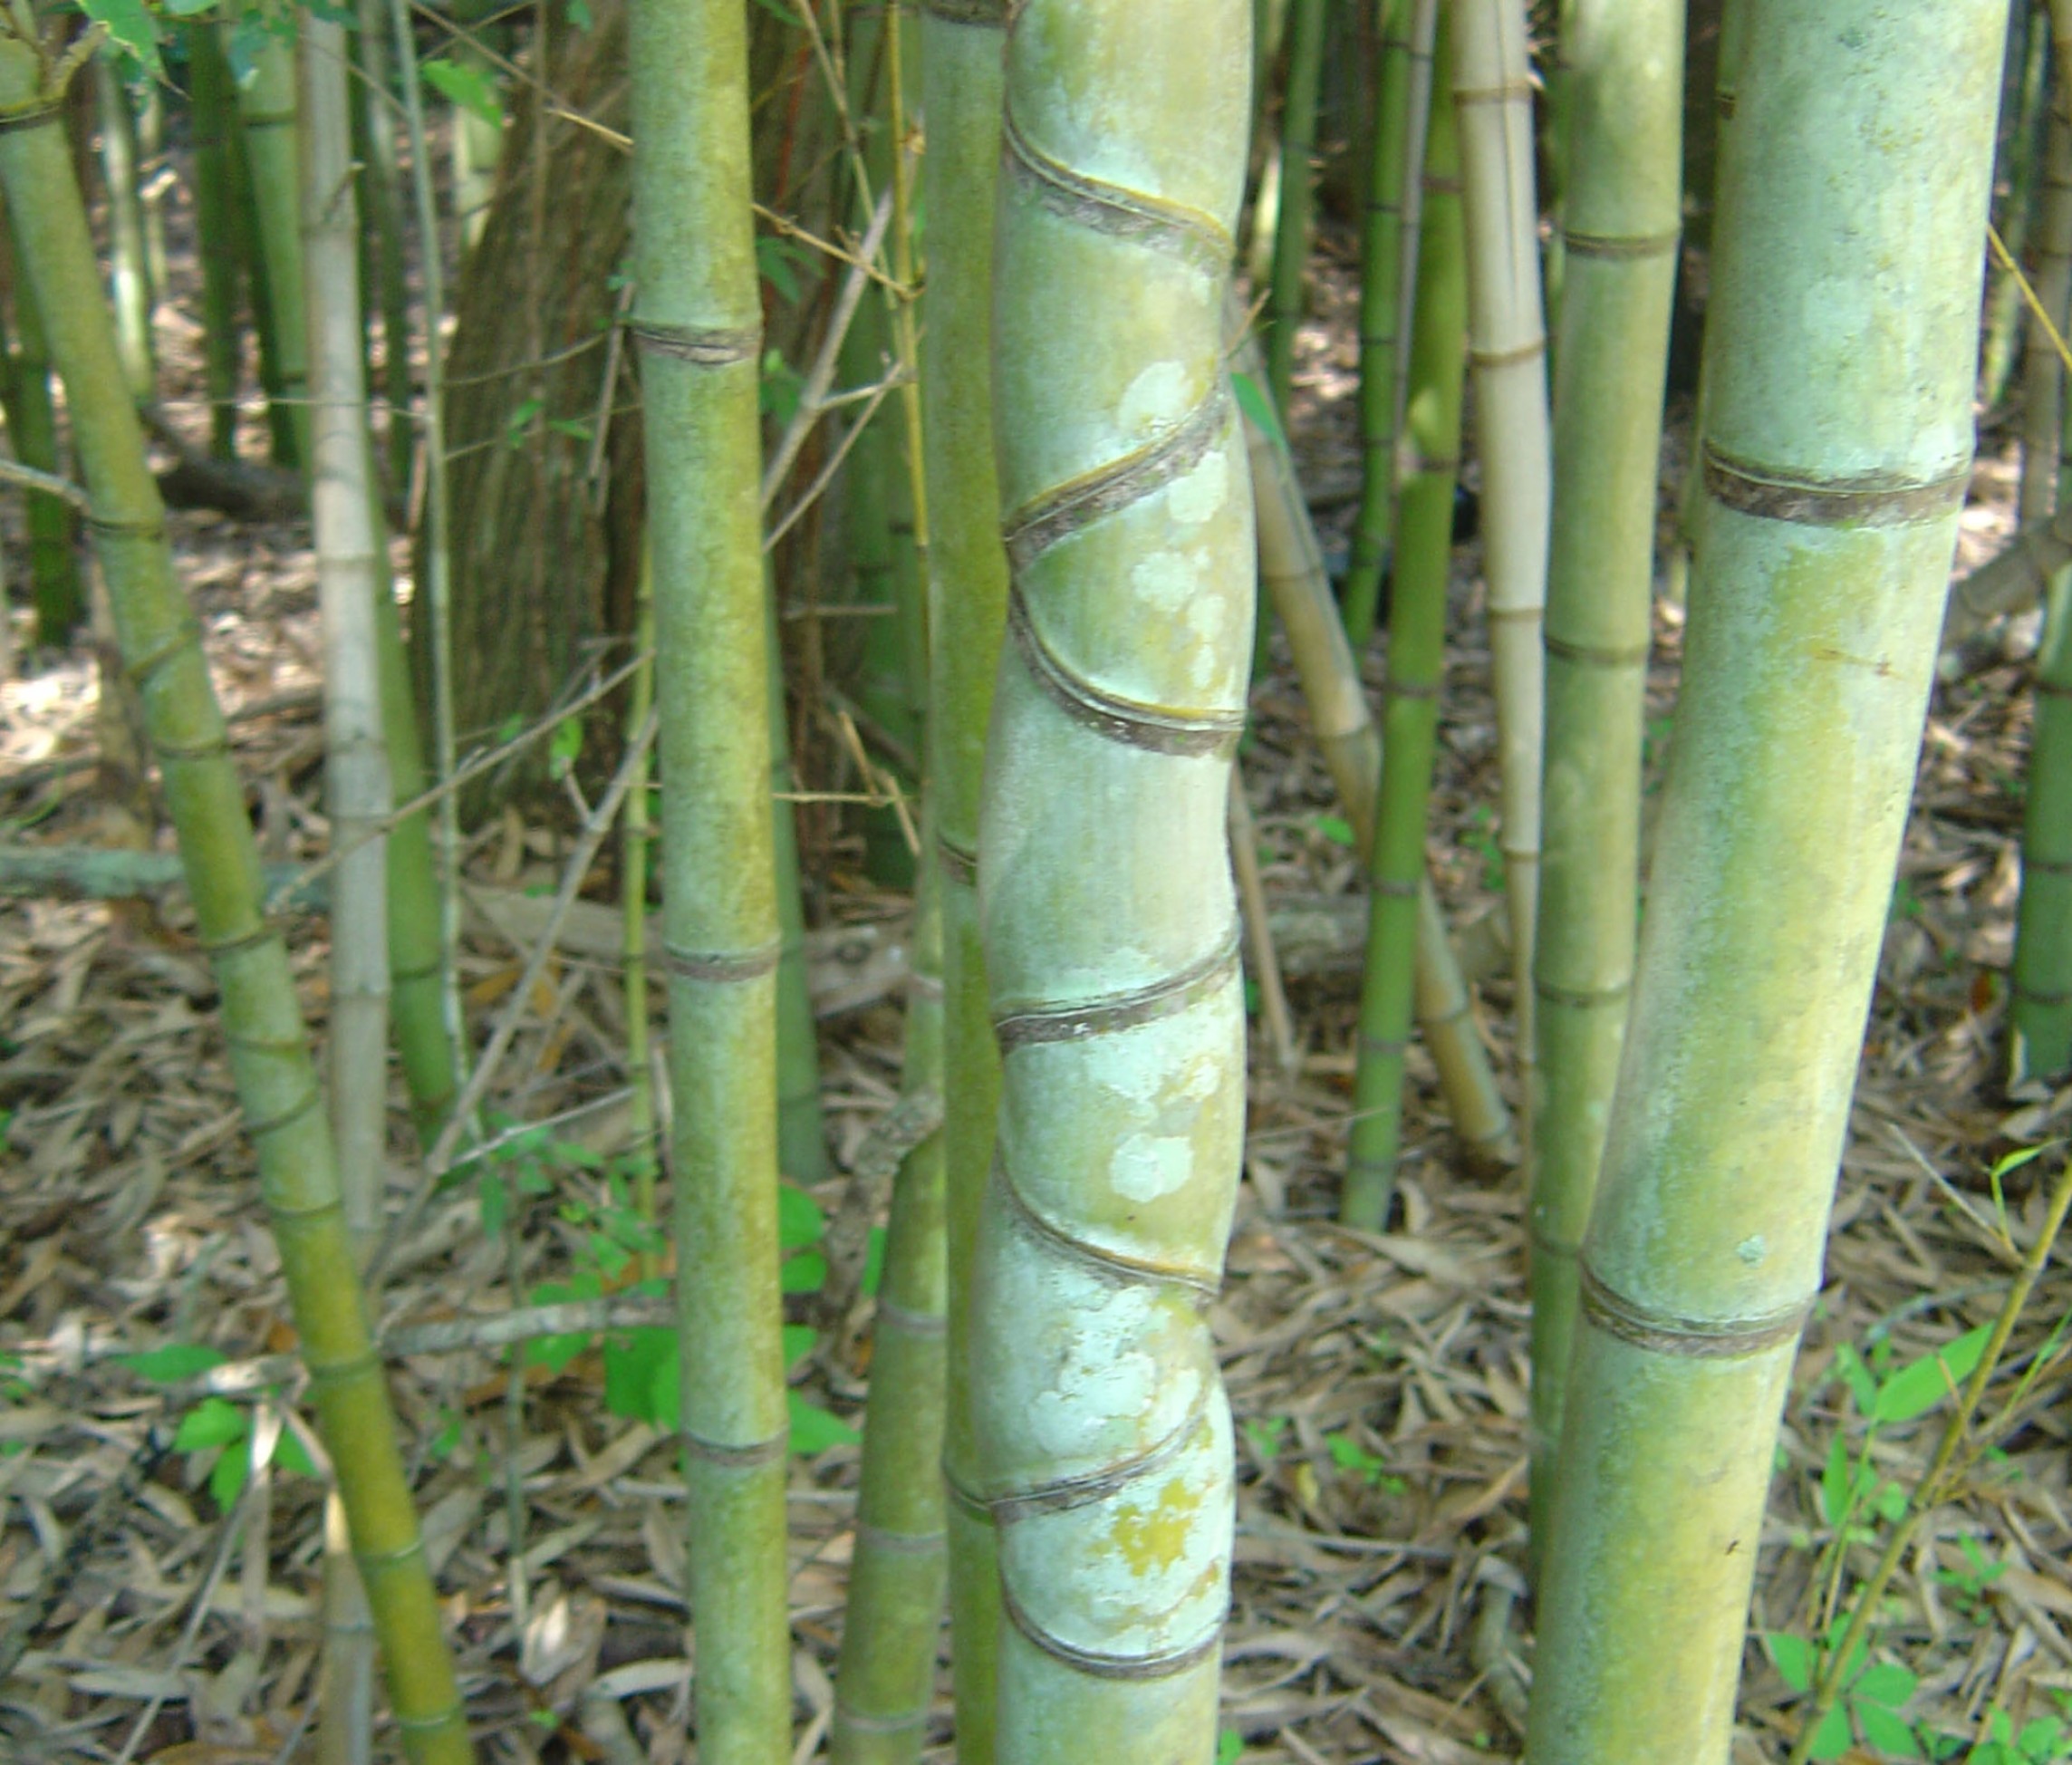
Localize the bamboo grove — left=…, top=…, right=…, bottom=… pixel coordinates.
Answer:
left=0, top=0, right=2064, bottom=1762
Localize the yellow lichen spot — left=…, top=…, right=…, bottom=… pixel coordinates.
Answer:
left=1108, top=1475, right=1200, bottom=1576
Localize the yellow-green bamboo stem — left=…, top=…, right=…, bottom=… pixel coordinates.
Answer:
left=623, top=551, right=658, bottom=1258
left=1984, top=5, right=2051, bottom=413
left=93, top=53, right=153, bottom=403
left=1527, top=0, right=1681, bottom=1578
left=919, top=4, right=1009, bottom=1755
left=2020, top=107, right=2072, bottom=531
left=355, top=0, right=415, bottom=499
left=226, top=5, right=309, bottom=469
left=188, top=21, right=242, bottom=461
left=627, top=0, right=789, bottom=1754
left=832, top=854, right=947, bottom=1765
left=1525, top=6, right=2003, bottom=1759
left=1340, top=0, right=1412, bottom=648
left=0, top=33, right=472, bottom=1763
left=1344, top=45, right=1464, bottom=1230
left=1236, top=324, right=1515, bottom=1167
left=1451, top=0, right=1547, bottom=1130
left=973, top=1, right=1252, bottom=1755
left=1266, top=0, right=1325, bottom=416
left=303, top=7, right=391, bottom=1249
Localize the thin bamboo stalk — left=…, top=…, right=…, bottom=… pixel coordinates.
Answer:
left=93, top=54, right=153, bottom=402
left=1266, top=0, right=1325, bottom=416
left=768, top=584, right=829, bottom=1185
left=626, top=0, right=790, bottom=1756
left=2021, top=108, right=2072, bottom=531
left=831, top=854, right=947, bottom=1765
left=0, top=30, right=472, bottom=1762
left=1235, top=323, right=1515, bottom=1167
left=918, top=3, right=1009, bottom=1755
left=302, top=7, right=390, bottom=1249
left=354, top=0, right=414, bottom=499
left=315, top=1492, right=375, bottom=1765
left=1451, top=0, right=1547, bottom=1134
left=226, top=93, right=296, bottom=469
left=1344, top=40, right=1464, bottom=1232
left=1984, top=5, right=2051, bottom=413
left=973, top=0, right=1252, bottom=1754
left=1340, top=0, right=1411, bottom=649
left=1229, top=767, right=1297, bottom=1075
left=1527, top=0, right=1681, bottom=1577
left=623, top=552, right=658, bottom=1259
left=226, top=6, right=310, bottom=469
left=187, top=21, right=242, bottom=461
left=1525, top=5, right=2003, bottom=1758
left=0, top=204, right=82, bottom=643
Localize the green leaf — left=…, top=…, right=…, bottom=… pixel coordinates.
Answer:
left=1230, top=371, right=1285, bottom=448
left=208, top=1437, right=248, bottom=1511
left=174, top=1397, right=249, bottom=1452
left=1314, top=814, right=1354, bottom=848
left=861, top=1226, right=888, bottom=1297
left=565, top=0, right=593, bottom=24
left=1820, top=1436, right=1851, bottom=1529
left=1874, top=1325, right=1992, bottom=1423
left=747, top=0, right=805, bottom=25
left=756, top=236, right=803, bottom=304
left=548, top=719, right=584, bottom=777
left=1855, top=1701, right=1922, bottom=1759
left=1856, top=1662, right=1919, bottom=1710
left=787, top=1394, right=859, bottom=1455
left=781, top=1249, right=828, bottom=1296
left=275, top=1425, right=318, bottom=1478
left=421, top=57, right=502, bottom=129
left=118, top=1344, right=228, bottom=1384
left=778, top=1184, right=824, bottom=1250
left=1218, top=1731, right=1246, bottom=1765
left=1767, top=1632, right=1814, bottom=1694
left=603, top=1327, right=675, bottom=1423
left=1807, top=1702, right=1853, bottom=1762
left=84, top=0, right=163, bottom=75
left=1836, top=1343, right=1880, bottom=1416
left=2017, top=1718, right=2064, bottom=1762
left=783, top=1325, right=818, bottom=1369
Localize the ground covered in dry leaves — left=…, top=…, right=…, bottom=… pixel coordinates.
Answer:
left=3, top=205, right=2071, bottom=1765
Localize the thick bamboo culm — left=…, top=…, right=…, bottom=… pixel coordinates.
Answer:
left=0, top=34, right=474, bottom=1763
left=226, top=5, right=310, bottom=469
left=301, top=8, right=390, bottom=1249
left=1525, top=6, right=2004, bottom=1760
left=625, top=0, right=790, bottom=1756
left=917, top=3, right=1010, bottom=1755
left=1451, top=0, right=1547, bottom=1129
left=187, top=21, right=241, bottom=461
left=1344, top=40, right=1466, bottom=1232
left=1527, top=0, right=1682, bottom=1575
left=1234, top=326, right=1515, bottom=1168
left=832, top=854, right=948, bottom=1765
left=971, top=0, right=1253, bottom=1755
left=1340, top=0, right=1412, bottom=650
left=1266, top=0, right=1325, bottom=416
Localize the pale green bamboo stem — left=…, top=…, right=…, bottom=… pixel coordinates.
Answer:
left=302, top=8, right=391, bottom=1250
left=624, top=552, right=658, bottom=1259
left=226, top=5, right=310, bottom=469
left=1451, top=0, right=1546, bottom=1135
left=316, top=1492, right=376, bottom=1765
left=918, top=5, right=1009, bottom=1756
left=1984, top=5, right=2051, bottom=413
left=974, top=1, right=1253, bottom=1755
left=1344, top=47, right=1462, bottom=1231
left=627, top=0, right=789, bottom=1755
left=1527, top=0, right=1681, bottom=1578
left=1340, top=0, right=1411, bottom=649
left=832, top=855, right=947, bottom=1765
left=1236, top=322, right=1515, bottom=1168
left=1266, top=0, right=1325, bottom=416
left=93, top=54, right=153, bottom=402
left=2020, top=106, right=2072, bottom=530
left=0, top=34, right=472, bottom=1762
left=1525, top=7, right=2003, bottom=1760
left=188, top=22, right=242, bottom=461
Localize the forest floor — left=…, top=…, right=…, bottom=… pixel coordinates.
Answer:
left=2, top=173, right=2071, bottom=1764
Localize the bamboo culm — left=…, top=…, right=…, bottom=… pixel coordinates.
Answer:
left=972, top=1, right=1254, bottom=1755
left=626, top=0, right=791, bottom=1753
left=1451, top=0, right=1548, bottom=1133
left=1344, top=38, right=1464, bottom=1232
left=1265, top=0, right=1325, bottom=417
left=0, top=203, right=82, bottom=643
left=187, top=21, right=242, bottom=461
left=1525, top=7, right=2004, bottom=1759
left=767, top=583, right=830, bottom=1186
left=918, top=4, right=1011, bottom=1755
left=1339, top=0, right=1412, bottom=649
left=0, top=32, right=473, bottom=1763
left=1527, top=0, right=1682, bottom=1576
left=226, top=5, right=310, bottom=468
left=93, top=53, right=154, bottom=402
left=831, top=850, right=947, bottom=1765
